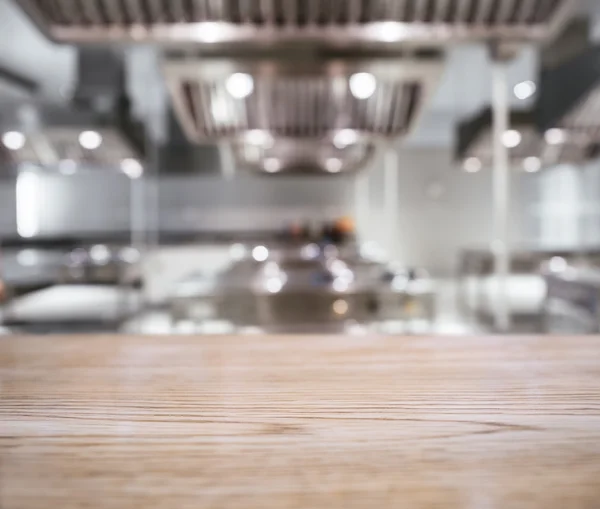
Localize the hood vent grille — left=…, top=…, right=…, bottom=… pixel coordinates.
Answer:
left=164, top=57, right=440, bottom=144
left=175, top=77, right=420, bottom=141
left=18, top=0, right=573, bottom=44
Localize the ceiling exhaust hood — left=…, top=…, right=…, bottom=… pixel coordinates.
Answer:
left=15, top=0, right=575, bottom=47
left=0, top=48, right=145, bottom=171
left=232, top=137, right=376, bottom=175
left=537, top=45, right=600, bottom=147
left=456, top=108, right=591, bottom=172
left=163, top=55, right=442, bottom=145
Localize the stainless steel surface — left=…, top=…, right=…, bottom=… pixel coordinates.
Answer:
left=543, top=267, right=600, bottom=334
left=561, top=87, right=600, bottom=141
left=16, top=0, right=575, bottom=46
left=164, top=57, right=441, bottom=145
left=463, top=124, right=590, bottom=168
left=0, top=126, right=139, bottom=167
left=170, top=243, right=435, bottom=329
left=231, top=138, right=376, bottom=174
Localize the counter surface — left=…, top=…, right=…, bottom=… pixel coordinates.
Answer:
left=2, top=335, right=600, bottom=508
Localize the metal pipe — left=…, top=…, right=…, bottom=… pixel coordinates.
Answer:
left=383, top=146, right=400, bottom=261
left=218, top=141, right=236, bottom=180
left=491, top=55, right=511, bottom=332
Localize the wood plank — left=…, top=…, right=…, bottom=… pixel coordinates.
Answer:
left=2, top=334, right=600, bottom=508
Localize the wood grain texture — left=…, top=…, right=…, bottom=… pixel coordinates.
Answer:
left=1, top=334, right=600, bottom=508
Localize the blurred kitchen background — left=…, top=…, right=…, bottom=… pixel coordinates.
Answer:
left=1, top=0, right=600, bottom=335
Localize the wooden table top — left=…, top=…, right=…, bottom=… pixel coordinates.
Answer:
left=2, top=335, right=600, bottom=508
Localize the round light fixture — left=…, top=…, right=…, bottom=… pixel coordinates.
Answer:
left=379, top=21, right=401, bottom=42
left=545, top=128, right=567, bottom=145
left=463, top=157, right=482, bottom=173
left=325, top=157, right=343, bottom=173
left=523, top=156, right=542, bottom=173
left=349, top=72, right=377, bottom=99
left=513, top=81, right=536, bottom=100
left=502, top=130, right=522, bottom=148
left=2, top=131, right=26, bottom=150
left=226, top=73, right=254, bottom=99
left=252, top=245, right=269, bottom=262
left=121, top=158, right=143, bottom=179
left=200, top=22, right=221, bottom=43
left=79, top=130, right=102, bottom=150
left=264, top=158, right=281, bottom=173
left=333, top=129, right=358, bottom=149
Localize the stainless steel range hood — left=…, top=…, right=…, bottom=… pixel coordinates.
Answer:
left=164, top=56, right=442, bottom=144
left=232, top=137, right=376, bottom=175
left=538, top=45, right=600, bottom=145
left=456, top=108, right=592, bottom=172
left=16, top=0, right=575, bottom=47
left=0, top=48, right=145, bottom=170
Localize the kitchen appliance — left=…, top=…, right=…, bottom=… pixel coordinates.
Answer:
left=170, top=242, right=435, bottom=331
left=15, top=0, right=575, bottom=47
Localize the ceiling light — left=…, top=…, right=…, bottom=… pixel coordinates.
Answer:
left=199, top=22, right=221, bottom=43
left=325, top=158, right=343, bottom=173
left=264, top=158, right=281, bottom=173
left=252, top=245, right=269, bottom=262
left=349, top=72, right=377, bottom=99
left=246, top=130, right=273, bottom=147
left=226, top=73, right=254, bottom=99
left=502, top=129, right=522, bottom=148
left=463, top=157, right=482, bottom=173
left=379, top=21, right=402, bottom=42
left=523, top=156, right=542, bottom=173
left=545, top=128, right=567, bottom=145
left=121, top=158, right=143, bottom=179
left=513, top=81, right=536, bottom=100
left=59, top=159, right=77, bottom=175
left=79, top=130, right=102, bottom=150
left=2, top=131, right=26, bottom=150
left=333, top=129, right=358, bottom=149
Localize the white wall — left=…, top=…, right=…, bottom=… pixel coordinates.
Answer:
left=3, top=149, right=600, bottom=277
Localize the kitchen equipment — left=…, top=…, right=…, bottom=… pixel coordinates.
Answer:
left=170, top=243, right=435, bottom=331
left=16, top=0, right=575, bottom=47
